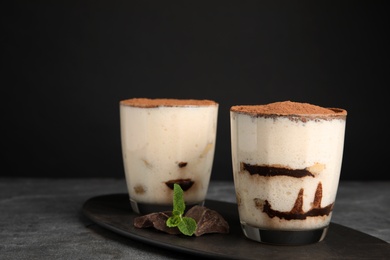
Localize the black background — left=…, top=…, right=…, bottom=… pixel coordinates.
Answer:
left=3, top=1, right=388, bottom=181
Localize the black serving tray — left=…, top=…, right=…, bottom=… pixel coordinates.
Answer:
left=82, top=194, right=390, bottom=259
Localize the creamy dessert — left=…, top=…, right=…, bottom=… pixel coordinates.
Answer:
left=230, top=101, right=347, bottom=244
left=120, top=98, right=218, bottom=214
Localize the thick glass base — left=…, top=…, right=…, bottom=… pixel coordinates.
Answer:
left=241, top=223, right=328, bottom=245
left=130, top=198, right=205, bottom=215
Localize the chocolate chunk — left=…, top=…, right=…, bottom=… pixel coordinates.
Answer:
left=178, top=162, right=188, bottom=168
left=185, top=205, right=229, bottom=236
left=134, top=211, right=180, bottom=234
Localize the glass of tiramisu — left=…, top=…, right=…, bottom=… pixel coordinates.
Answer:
left=230, top=101, right=347, bottom=245
left=120, top=98, right=219, bottom=214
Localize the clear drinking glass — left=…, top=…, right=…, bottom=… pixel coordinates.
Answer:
left=120, top=98, right=219, bottom=214
left=230, top=101, right=347, bottom=245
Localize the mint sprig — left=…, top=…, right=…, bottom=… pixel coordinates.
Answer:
left=166, top=183, right=197, bottom=236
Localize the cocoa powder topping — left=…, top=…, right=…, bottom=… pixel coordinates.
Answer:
left=120, top=98, right=218, bottom=108
left=231, top=101, right=347, bottom=117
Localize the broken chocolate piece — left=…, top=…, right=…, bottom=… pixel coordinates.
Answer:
left=185, top=205, right=229, bottom=236
left=133, top=206, right=230, bottom=236
left=134, top=211, right=180, bottom=234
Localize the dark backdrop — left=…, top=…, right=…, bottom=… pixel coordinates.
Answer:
left=3, top=1, right=388, bottom=180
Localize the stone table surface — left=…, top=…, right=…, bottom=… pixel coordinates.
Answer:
left=0, top=178, right=389, bottom=260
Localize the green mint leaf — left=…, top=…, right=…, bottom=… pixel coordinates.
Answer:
left=173, top=183, right=185, bottom=213
left=178, top=217, right=197, bottom=236
left=166, top=183, right=198, bottom=236
left=172, top=210, right=181, bottom=216
left=166, top=215, right=181, bottom=227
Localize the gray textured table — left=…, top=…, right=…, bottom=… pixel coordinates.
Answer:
left=1, top=178, right=389, bottom=260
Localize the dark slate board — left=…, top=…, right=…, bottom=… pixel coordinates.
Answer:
left=82, top=194, right=390, bottom=259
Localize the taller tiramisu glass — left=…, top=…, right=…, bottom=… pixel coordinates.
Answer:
left=230, top=101, right=347, bottom=245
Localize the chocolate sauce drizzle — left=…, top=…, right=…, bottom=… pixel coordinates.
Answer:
left=241, top=162, right=315, bottom=178
left=165, top=179, right=194, bottom=191
left=256, top=182, right=334, bottom=220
